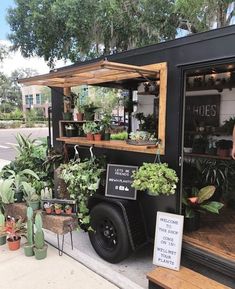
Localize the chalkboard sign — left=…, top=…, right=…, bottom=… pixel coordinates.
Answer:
left=153, top=212, right=184, bottom=271
left=105, top=164, right=138, bottom=200
left=185, top=94, right=220, bottom=129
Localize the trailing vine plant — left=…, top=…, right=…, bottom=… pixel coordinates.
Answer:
left=59, top=158, right=105, bottom=229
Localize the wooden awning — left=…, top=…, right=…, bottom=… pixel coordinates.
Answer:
left=18, top=59, right=163, bottom=88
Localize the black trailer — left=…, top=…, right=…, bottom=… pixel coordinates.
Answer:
left=19, top=25, right=235, bottom=278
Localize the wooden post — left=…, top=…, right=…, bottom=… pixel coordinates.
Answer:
left=63, top=87, right=71, bottom=113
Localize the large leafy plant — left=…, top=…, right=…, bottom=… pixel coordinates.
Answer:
left=59, top=158, right=104, bottom=229
left=183, top=185, right=224, bottom=218
left=132, top=162, right=178, bottom=196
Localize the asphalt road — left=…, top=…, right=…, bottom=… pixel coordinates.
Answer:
left=0, top=127, right=49, bottom=161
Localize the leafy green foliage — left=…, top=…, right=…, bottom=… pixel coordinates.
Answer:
left=175, top=0, right=235, bottom=33
left=0, top=179, right=15, bottom=204
left=132, top=162, right=178, bottom=196
left=183, top=185, right=224, bottom=218
left=7, top=0, right=177, bottom=65
left=1, top=134, right=54, bottom=192
left=110, top=131, right=128, bottom=140
left=59, top=158, right=104, bottom=228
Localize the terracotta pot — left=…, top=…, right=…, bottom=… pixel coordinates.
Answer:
left=76, top=112, right=84, bottom=121
left=45, top=208, right=52, bottom=214
left=94, top=134, right=102, bottom=141
left=86, top=133, right=94, bottom=141
left=7, top=237, right=21, bottom=251
left=55, top=209, right=62, bottom=215
left=65, top=208, right=72, bottom=215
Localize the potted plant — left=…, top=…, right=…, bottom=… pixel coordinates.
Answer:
left=127, top=131, right=157, bottom=145
left=100, top=114, right=112, bottom=140
left=59, top=158, right=104, bottom=230
left=82, top=121, right=97, bottom=140
left=0, top=211, right=6, bottom=246
left=5, top=216, right=25, bottom=251
left=65, top=124, right=78, bottom=137
left=22, top=182, right=40, bottom=210
left=192, top=135, right=208, bottom=154
left=34, top=212, right=48, bottom=260
left=23, top=207, right=34, bottom=256
left=93, top=123, right=102, bottom=141
left=216, top=139, right=233, bottom=157
left=54, top=203, right=62, bottom=214
left=132, top=162, right=178, bottom=196
left=44, top=202, right=53, bottom=214
left=6, top=168, right=40, bottom=203
left=73, top=93, right=84, bottom=121
left=65, top=204, right=72, bottom=215
left=0, top=179, right=15, bottom=206
left=183, top=185, right=224, bottom=232
left=83, top=102, right=99, bottom=121
left=62, top=95, right=73, bottom=120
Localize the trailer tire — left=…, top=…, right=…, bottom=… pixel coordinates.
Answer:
left=88, top=203, right=131, bottom=263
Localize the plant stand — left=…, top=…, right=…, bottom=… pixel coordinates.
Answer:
left=56, top=224, right=74, bottom=256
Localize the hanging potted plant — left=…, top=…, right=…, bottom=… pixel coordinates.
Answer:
left=132, top=162, right=178, bottom=196
left=132, top=162, right=178, bottom=237
left=183, top=185, right=224, bottom=232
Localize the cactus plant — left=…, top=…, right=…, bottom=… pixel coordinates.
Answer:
left=23, top=207, right=34, bottom=256
left=33, top=212, right=48, bottom=260
left=34, top=212, right=44, bottom=249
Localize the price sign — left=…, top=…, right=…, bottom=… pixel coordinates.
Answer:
left=105, top=164, right=138, bottom=200
left=153, top=212, right=184, bottom=271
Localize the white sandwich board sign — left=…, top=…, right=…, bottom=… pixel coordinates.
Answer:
left=153, top=212, right=184, bottom=271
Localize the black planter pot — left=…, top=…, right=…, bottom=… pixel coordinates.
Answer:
left=14, top=191, right=23, bottom=203
left=65, top=128, right=77, bottom=137
left=184, top=212, right=200, bottom=232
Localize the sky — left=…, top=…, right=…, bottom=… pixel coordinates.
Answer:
left=0, top=0, right=67, bottom=76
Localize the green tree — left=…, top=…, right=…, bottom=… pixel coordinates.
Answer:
left=7, top=0, right=177, bottom=66
left=176, top=0, right=235, bottom=33
left=0, top=45, right=8, bottom=62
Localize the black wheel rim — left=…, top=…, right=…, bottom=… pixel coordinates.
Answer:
left=96, top=217, right=118, bottom=251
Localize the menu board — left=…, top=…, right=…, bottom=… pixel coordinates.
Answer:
left=153, top=212, right=184, bottom=271
left=105, top=164, right=138, bottom=200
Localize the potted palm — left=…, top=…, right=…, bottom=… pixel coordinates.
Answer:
left=54, top=203, right=62, bottom=214
left=65, top=204, right=72, bottom=215
left=93, top=124, right=102, bottom=141
left=183, top=185, right=224, bottom=232
left=44, top=202, right=53, bottom=214
left=100, top=114, right=112, bottom=140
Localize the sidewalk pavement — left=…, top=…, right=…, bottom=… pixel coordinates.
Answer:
left=0, top=242, right=119, bottom=289
left=0, top=159, right=10, bottom=171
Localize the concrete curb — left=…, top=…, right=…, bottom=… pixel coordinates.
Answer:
left=45, top=230, right=145, bottom=289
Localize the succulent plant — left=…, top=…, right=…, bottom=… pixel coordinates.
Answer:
left=34, top=212, right=45, bottom=249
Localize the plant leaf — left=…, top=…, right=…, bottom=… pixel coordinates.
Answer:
left=198, top=185, right=215, bottom=203
left=200, top=201, right=224, bottom=214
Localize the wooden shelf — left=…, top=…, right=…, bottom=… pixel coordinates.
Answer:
left=184, top=152, right=232, bottom=160
left=56, top=137, right=161, bottom=155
